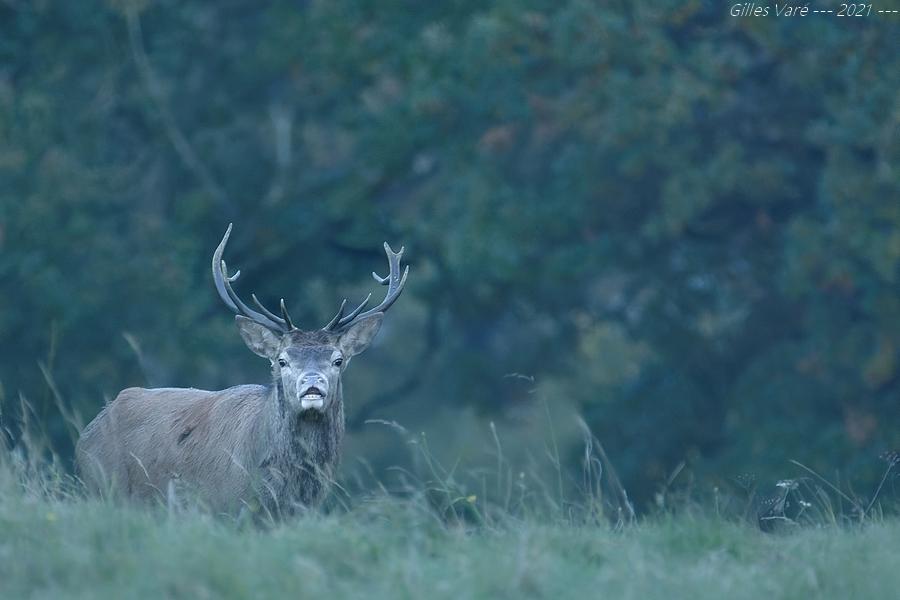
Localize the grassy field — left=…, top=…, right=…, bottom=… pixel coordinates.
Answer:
left=3, top=407, right=897, bottom=599
left=2, top=456, right=899, bottom=600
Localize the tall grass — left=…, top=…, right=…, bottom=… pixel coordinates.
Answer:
left=3, top=450, right=900, bottom=599
left=2, top=391, right=899, bottom=598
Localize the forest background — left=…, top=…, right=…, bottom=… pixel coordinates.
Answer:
left=1, top=0, right=898, bottom=508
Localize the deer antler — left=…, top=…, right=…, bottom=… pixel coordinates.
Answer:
left=212, top=224, right=294, bottom=333
left=213, top=225, right=408, bottom=334
left=322, top=242, right=409, bottom=331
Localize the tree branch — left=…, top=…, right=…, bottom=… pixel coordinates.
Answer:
left=125, top=6, right=229, bottom=209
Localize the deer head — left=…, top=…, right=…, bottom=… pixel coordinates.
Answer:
left=211, top=224, right=408, bottom=417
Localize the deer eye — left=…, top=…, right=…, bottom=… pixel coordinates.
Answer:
left=277, top=358, right=287, bottom=368
left=332, top=357, right=343, bottom=367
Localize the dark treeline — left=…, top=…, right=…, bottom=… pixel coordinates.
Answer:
left=1, top=0, right=898, bottom=506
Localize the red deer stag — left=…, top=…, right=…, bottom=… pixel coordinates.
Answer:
left=76, top=224, right=408, bottom=515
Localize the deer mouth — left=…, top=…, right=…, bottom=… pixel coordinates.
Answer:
left=300, top=387, right=325, bottom=410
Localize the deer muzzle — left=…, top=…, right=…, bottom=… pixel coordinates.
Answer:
left=296, top=373, right=329, bottom=412
left=300, top=388, right=325, bottom=410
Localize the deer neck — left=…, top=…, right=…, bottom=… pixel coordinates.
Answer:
left=257, top=381, right=345, bottom=510
left=267, top=380, right=344, bottom=457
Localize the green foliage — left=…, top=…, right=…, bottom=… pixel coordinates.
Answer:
left=0, top=0, right=898, bottom=505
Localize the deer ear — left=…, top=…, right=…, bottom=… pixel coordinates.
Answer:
left=235, top=316, right=281, bottom=359
left=338, top=313, right=383, bottom=357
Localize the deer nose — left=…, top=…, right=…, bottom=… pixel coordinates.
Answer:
left=300, top=372, right=326, bottom=387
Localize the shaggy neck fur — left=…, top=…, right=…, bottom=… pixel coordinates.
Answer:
left=256, top=378, right=345, bottom=514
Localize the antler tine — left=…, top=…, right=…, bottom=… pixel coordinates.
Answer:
left=212, top=224, right=288, bottom=333
left=251, top=293, right=287, bottom=326
left=221, top=267, right=285, bottom=332
left=280, top=299, right=296, bottom=330
left=212, top=226, right=239, bottom=313
left=341, top=292, right=372, bottom=324
left=323, top=299, right=348, bottom=330
left=323, top=242, right=409, bottom=331
left=350, top=263, right=407, bottom=319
